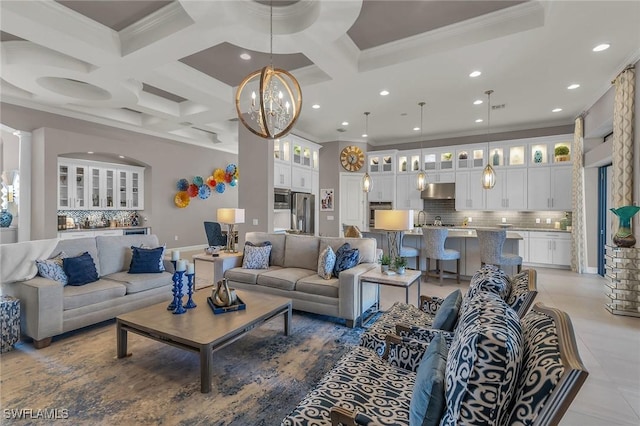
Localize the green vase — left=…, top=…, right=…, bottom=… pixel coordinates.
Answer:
left=611, top=206, right=640, bottom=248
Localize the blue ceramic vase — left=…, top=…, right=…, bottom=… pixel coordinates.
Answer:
left=0, top=210, right=12, bottom=228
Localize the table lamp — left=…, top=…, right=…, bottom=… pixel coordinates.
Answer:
left=375, top=210, right=414, bottom=262
left=217, top=208, right=245, bottom=253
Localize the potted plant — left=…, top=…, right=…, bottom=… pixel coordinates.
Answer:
left=554, top=145, right=570, bottom=162
left=380, top=254, right=392, bottom=272
left=394, top=257, right=407, bottom=275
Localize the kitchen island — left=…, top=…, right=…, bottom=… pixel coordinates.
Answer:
left=363, top=227, right=523, bottom=277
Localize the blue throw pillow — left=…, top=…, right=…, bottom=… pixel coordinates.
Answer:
left=129, top=245, right=166, bottom=274
left=317, top=246, right=337, bottom=280
left=431, top=289, right=462, bottom=331
left=242, top=242, right=272, bottom=269
left=35, top=251, right=68, bottom=285
left=333, top=243, right=359, bottom=278
left=63, top=252, right=99, bottom=286
left=410, top=333, right=448, bottom=426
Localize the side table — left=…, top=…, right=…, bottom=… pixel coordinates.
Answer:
left=192, top=252, right=243, bottom=289
left=358, top=268, right=422, bottom=328
left=1, top=295, right=20, bottom=353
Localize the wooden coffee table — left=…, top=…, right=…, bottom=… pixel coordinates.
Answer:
left=116, top=290, right=292, bottom=393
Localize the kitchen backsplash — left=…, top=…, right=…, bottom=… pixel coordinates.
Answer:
left=58, top=210, right=142, bottom=228
left=416, top=199, right=572, bottom=229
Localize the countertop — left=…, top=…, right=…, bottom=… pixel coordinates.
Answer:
left=367, top=226, right=571, bottom=234
left=364, top=228, right=524, bottom=240
left=59, top=226, right=149, bottom=233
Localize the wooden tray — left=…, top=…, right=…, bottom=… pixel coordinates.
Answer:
left=207, top=296, right=246, bottom=314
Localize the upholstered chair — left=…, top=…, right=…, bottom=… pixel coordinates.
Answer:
left=398, top=232, right=419, bottom=268
left=421, top=227, right=460, bottom=283
left=204, top=221, right=227, bottom=247
left=476, top=229, right=522, bottom=273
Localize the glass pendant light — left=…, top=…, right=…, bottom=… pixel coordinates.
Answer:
left=416, top=101, right=427, bottom=191
left=482, top=90, right=496, bottom=189
left=362, top=112, right=372, bottom=193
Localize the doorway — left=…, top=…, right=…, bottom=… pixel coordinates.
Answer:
left=597, top=164, right=612, bottom=276
left=339, top=173, right=366, bottom=236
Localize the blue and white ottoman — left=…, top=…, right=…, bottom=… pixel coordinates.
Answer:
left=1, top=296, right=20, bottom=353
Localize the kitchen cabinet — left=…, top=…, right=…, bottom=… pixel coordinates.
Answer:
left=423, top=148, right=455, bottom=173
left=528, top=137, right=572, bottom=166
left=396, top=150, right=421, bottom=173
left=89, top=167, right=116, bottom=209
left=58, top=229, right=125, bottom=239
left=58, top=161, right=89, bottom=210
left=488, top=140, right=527, bottom=167
left=455, top=144, right=487, bottom=169
left=291, top=166, right=312, bottom=192
left=455, top=170, right=485, bottom=210
left=291, top=135, right=319, bottom=170
left=518, top=231, right=530, bottom=263
left=117, top=166, right=144, bottom=210
left=273, top=137, right=291, bottom=162
left=528, top=232, right=571, bottom=267
left=274, top=162, right=291, bottom=188
left=369, top=175, right=395, bottom=202
left=527, top=166, right=572, bottom=211
left=368, top=151, right=396, bottom=174
left=396, top=174, right=423, bottom=209
left=485, top=168, right=527, bottom=210
left=425, top=171, right=455, bottom=183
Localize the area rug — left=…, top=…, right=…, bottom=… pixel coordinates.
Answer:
left=0, top=312, right=364, bottom=425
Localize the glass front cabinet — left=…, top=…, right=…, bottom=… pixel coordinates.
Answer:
left=455, top=144, right=487, bottom=169
left=57, top=161, right=88, bottom=210
left=368, top=151, right=396, bottom=174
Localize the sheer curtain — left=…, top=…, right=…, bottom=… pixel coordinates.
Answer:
left=612, top=66, right=635, bottom=208
left=571, top=116, right=587, bottom=273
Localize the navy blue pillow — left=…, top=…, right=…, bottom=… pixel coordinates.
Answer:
left=63, top=252, right=99, bottom=286
left=333, top=243, right=359, bottom=278
left=129, top=245, right=166, bottom=274
left=410, top=333, right=448, bottom=426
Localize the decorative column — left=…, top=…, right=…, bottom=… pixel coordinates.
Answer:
left=571, top=116, right=586, bottom=273
left=605, top=245, right=639, bottom=317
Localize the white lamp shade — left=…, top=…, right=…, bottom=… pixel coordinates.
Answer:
left=217, top=208, right=245, bottom=224
left=375, top=210, right=414, bottom=231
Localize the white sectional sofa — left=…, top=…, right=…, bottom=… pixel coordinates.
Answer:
left=1, top=234, right=173, bottom=348
left=224, top=232, right=380, bottom=327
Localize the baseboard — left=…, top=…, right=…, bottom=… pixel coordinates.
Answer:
left=585, top=266, right=598, bottom=274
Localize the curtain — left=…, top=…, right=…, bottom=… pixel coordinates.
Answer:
left=611, top=67, right=635, bottom=208
left=571, top=116, right=587, bottom=273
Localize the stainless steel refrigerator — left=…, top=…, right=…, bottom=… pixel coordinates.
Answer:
left=291, top=192, right=315, bottom=235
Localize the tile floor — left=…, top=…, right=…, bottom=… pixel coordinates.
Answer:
left=191, top=254, right=639, bottom=425
left=382, top=268, right=640, bottom=426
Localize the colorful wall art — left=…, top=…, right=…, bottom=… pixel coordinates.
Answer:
left=174, top=164, right=238, bottom=208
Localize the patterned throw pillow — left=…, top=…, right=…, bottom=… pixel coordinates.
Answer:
left=333, top=243, right=359, bottom=278
left=63, top=252, right=99, bottom=286
left=242, top=242, right=272, bottom=269
left=467, top=264, right=512, bottom=301
left=129, top=245, right=166, bottom=274
left=35, top=251, right=68, bottom=285
left=317, top=246, right=336, bottom=280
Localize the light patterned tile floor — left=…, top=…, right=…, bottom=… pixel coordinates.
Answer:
left=380, top=267, right=640, bottom=426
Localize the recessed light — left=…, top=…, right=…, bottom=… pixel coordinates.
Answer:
left=469, top=71, right=482, bottom=78
left=312, top=104, right=320, bottom=109
left=362, top=133, right=368, bottom=138
left=341, top=121, right=349, bottom=126
left=473, top=100, right=483, bottom=105
left=593, top=43, right=610, bottom=52
left=119, top=155, right=125, bottom=159
left=475, top=119, right=483, bottom=123
left=87, top=151, right=94, bottom=154
left=240, top=53, right=251, bottom=60
left=567, top=84, right=580, bottom=90
left=413, top=127, right=420, bottom=131
left=379, top=90, right=389, bottom=96
left=552, top=108, right=563, bottom=113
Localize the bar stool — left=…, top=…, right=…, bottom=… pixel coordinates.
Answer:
left=399, top=231, right=419, bottom=268
left=476, top=229, right=522, bottom=273
left=421, top=227, right=460, bottom=284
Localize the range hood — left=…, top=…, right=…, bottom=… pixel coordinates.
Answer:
left=421, top=183, right=455, bottom=199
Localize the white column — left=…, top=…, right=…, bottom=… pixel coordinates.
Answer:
left=15, top=130, right=32, bottom=242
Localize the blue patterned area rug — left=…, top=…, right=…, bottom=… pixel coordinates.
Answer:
left=1, top=311, right=366, bottom=425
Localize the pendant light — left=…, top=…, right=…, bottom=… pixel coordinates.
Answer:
left=416, top=101, right=427, bottom=191
left=362, top=112, right=372, bottom=193
left=481, top=90, right=496, bottom=189
left=235, top=1, right=302, bottom=139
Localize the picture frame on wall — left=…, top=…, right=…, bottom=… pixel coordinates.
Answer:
left=320, top=188, right=334, bottom=211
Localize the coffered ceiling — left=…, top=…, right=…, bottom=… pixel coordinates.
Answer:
left=1, top=1, right=639, bottom=153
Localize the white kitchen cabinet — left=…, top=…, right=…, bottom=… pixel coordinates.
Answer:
left=291, top=166, right=312, bottom=192
left=369, top=174, right=395, bottom=202
left=117, top=166, right=144, bottom=210
left=368, top=151, right=396, bottom=174
left=518, top=231, right=529, bottom=263
left=425, top=171, right=455, bottom=183
left=455, top=144, right=487, bottom=169
left=485, top=168, right=527, bottom=210
left=396, top=173, right=423, bottom=209
left=528, top=232, right=571, bottom=267
left=58, top=161, right=89, bottom=210
left=291, top=136, right=319, bottom=170
left=89, top=167, right=117, bottom=210
left=274, top=162, right=292, bottom=188
left=527, top=166, right=572, bottom=211
left=397, top=150, right=421, bottom=173
left=273, top=137, right=291, bottom=162
left=423, top=148, right=455, bottom=173
left=455, top=170, right=485, bottom=210
left=58, top=231, right=95, bottom=239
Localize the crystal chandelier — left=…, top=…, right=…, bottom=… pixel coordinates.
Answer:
left=416, top=101, right=427, bottom=191
left=235, top=2, right=302, bottom=139
left=482, top=90, right=497, bottom=189
left=362, top=112, right=372, bottom=193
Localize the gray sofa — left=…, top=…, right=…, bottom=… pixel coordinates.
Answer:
left=224, top=232, right=379, bottom=327
left=2, top=234, right=173, bottom=348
